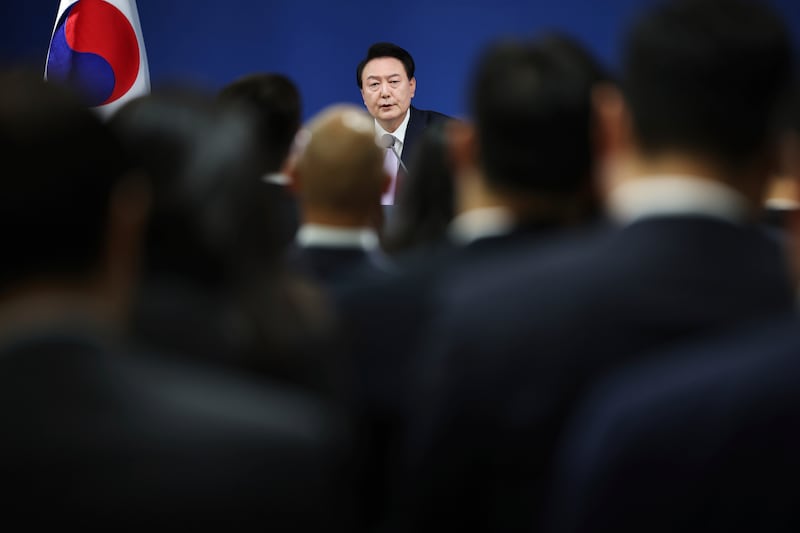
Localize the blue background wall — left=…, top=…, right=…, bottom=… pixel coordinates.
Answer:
left=3, top=1, right=800, bottom=120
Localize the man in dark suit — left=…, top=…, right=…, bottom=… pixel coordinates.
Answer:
left=400, top=0, right=796, bottom=531
left=547, top=76, right=800, bottom=533
left=218, top=72, right=304, bottom=252
left=356, top=42, right=451, bottom=207
left=0, top=70, right=353, bottom=528
left=544, top=314, right=800, bottom=533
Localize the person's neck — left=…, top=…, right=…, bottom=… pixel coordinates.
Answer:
left=456, top=171, right=589, bottom=226
left=628, top=151, right=726, bottom=181
left=303, top=208, right=375, bottom=229
left=379, top=120, right=400, bottom=134
left=623, top=150, right=769, bottom=209
left=0, top=279, right=125, bottom=343
left=378, top=112, right=407, bottom=134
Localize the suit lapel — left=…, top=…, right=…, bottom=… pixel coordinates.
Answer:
left=401, top=107, right=426, bottom=167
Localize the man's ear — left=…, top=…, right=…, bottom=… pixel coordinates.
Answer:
left=285, top=128, right=310, bottom=195
left=592, top=82, right=635, bottom=198
left=592, top=82, right=631, bottom=160
left=101, top=172, right=152, bottom=322
left=409, top=76, right=416, bottom=99
left=287, top=166, right=301, bottom=195
left=106, top=172, right=151, bottom=271
left=446, top=119, right=478, bottom=176
left=283, top=140, right=305, bottom=195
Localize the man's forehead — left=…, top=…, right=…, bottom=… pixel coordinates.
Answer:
left=365, top=72, right=403, bottom=79
left=363, top=57, right=407, bottom=78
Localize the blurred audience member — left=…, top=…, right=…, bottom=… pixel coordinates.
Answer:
left=286, top=103, right=396, bottom=289
left=0, top=69, right=352, bottom=528
left=218, top=72, right=303, bottom=250
left=546, top=311, right=800, bottom=533
left=109, top=88, right=345, bottom=398
left=401, top=0, right=796, bottom=531
left=543, top=69, right=800, bottom=533
left=443, top=31, right=606, bottom=250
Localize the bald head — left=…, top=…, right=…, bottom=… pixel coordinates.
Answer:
left=292, top=104, right=387, bottom=217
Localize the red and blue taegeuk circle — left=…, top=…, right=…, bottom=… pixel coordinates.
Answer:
left=46, top=0, right=140, bottom=107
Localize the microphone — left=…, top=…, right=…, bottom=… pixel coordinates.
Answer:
left=379, top=133, right=409, bottom=175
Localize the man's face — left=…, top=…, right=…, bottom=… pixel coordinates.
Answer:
left=360, top=56, right=416, bottom=132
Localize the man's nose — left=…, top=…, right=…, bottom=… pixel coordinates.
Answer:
left=380, top=82, right=391, bottom=96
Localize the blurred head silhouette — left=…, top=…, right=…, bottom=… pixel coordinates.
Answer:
left=0, top=68, right=148, bottom=329
left=290, top=104, right=389, bottom=229
left=110, top=88, right=340, bottom=394
left=449, top=31, right=608, bottom=225
left=596, top=0, right=794, bottom=206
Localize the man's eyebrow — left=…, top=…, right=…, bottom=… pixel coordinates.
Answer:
left=366, top=73, right=402, bottom=80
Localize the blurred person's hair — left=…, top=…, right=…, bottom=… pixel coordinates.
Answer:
left=110, top=88, right=271, bottom=282
left=217, top=72, right=302, bottom=175
left=621, top=0, right=794, bottom=170
left=469, top=32, right=607, bottom=197
left=293, top=104, right=386, bottom=213
left=110, top=89, right=340, bottom=394
left=0, top=68, right=132, bottom=290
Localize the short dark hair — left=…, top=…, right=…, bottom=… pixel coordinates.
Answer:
left=356, top=42, right=415, bottom=88
left=108, top=89, right=279, bottom=282
left=218, top=73, right=302, bottom=174
left=470, top=33, right=607, bottom=194
left=622, top=0, right=794, bottom=169
left=0, top=69, right=132, bottom=289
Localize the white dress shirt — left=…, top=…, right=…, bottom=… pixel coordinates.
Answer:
left=607, top=175, right=750, bottom=225
left=375, top=110, right=411, bottom=205
left=295, top=224, right=380, bottom=250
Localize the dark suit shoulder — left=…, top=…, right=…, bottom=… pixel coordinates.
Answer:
left=410, top=106, right=453, bottom=125
left=0, top=333, right=355, bottom=527
left=546, top=313, right=800, bottom=533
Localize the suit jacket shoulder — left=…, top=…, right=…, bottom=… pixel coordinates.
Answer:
left=410, top=106, right=452, bottom=124
left=546, top=313, right=800, bottom=532
left=402, top=106, right=453, bottom=166
left=0, top=331, right=355, bottom=527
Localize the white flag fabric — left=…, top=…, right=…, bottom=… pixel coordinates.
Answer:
left=45, top=0, right=150, bottom=118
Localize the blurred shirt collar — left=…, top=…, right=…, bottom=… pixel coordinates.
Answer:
left=262, top=172, right=290, bottom=186
left=607, top=175, right=750, bottom=224
left=296, top=224, right=380, bottom=250
left=375, top=109, right=411, bottom=153
left=448, top=207, right=516, bottom=245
